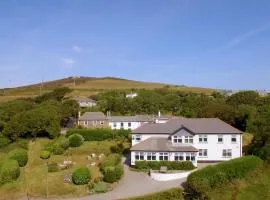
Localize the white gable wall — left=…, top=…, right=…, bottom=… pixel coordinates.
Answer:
left=109, top=121, right=142, bottom=130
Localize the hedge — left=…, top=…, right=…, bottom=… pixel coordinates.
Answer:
left=100, top=154, right=121, bottom=172
left=103, top=164, right=124, bottom=183
left=72, top=167, right=90, bottom=185
left=93, top=181, right=108, bottom=193
left=135, top=161, right=195, bottom=171
left=66, top=128, right=130, bottom=141
left=126, top=188, right=183, bottom=200
left=185, top=156, right=263, bottom=200
left=40, top=150, right=51, bottom=159
left=8, top=148, right=28, bottom=167
left=0, top=159, right=20, bottom=184
left=68, top=134, right=84, bottom=147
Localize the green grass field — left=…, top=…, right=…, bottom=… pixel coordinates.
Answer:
left=0, top=138, right=123, bottom=199
left=0, top=77, right=215, bottom=102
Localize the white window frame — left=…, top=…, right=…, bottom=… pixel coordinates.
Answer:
left=218, top=135, right=223, bottom=143
left=135, top=135, right=141, bottom=142
left=198, top=149, right=208, bottom=157
left=231, top=135, right=237, bottom=143
left=159, top=152, right=169, bottom=161
left=174, top=153, right=184, bottom=161
left=147, top=152, right=156, bottom=161
left=135, top=152, right=144, bottom=160
left=185, top=153, right=196, bottom=161
left=128, top=122, right=131, bottom=127
left=100, top=121, right=104, bottom=125
left=199, top=135, right=208, bottom=143
left=120, top=122, right=124, bottom=128
left=173, top=135, right=182, bottom=143
left=113, top=122, right=117, bottom=128
left=185, top=136, right=193, bottom=144
left=222, top=149, right=232, bottom=157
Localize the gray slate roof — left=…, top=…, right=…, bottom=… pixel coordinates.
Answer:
left=130, top=137, right=198, bottom=152
left=133, top=118, right=242, bottom=134
left=108, top=115, right=154, bottom=122
left=79, top=112, right=107, bottom=121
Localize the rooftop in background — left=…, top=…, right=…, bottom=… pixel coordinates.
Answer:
left=133, top=118, right=242, bottom=134
left=108, top=115, right=154, bottom=122
left=78, top=112, right=107, bottom=121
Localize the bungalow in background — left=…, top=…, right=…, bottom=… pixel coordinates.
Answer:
left=77, top=112, right=108, bottom=128
left=126, top=93, right=138, bottom=98
left=130, top=118, right=243, bottom=167
left=73, top=97, right=97, bottom=108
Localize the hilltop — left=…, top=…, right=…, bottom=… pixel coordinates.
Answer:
left=0, top=76, right=215, bottom=102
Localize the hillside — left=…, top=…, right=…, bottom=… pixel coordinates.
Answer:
left=0, top=76, right=215, bottom=102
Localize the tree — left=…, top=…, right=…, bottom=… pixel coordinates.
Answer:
left=227, top=91, right=259, bottom=106
left=35, top=87, right=72, bottom=103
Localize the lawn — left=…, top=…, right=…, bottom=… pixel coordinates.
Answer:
left=0, top=138, right=123, bottom=199
left=207, top=165, right=270, bottom=200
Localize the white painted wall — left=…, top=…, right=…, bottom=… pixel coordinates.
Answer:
left=150, top=169, right=197, bottom=181
left=79, top=102, right=96, bottom=108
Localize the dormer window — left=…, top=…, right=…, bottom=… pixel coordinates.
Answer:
left=173, top=136, right=182, bottom=143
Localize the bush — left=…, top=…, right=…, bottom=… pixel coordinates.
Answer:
left=72, top=167, right=90, bottom=185
left=68, top=134, right=84, bottom=147
left=103, top=164, right=124, bottom=183
left=40, top=150, right=51, bottom=159
left=66, top=128, right=130, bottom=141
left=58, top=138, right=70, bottom=150
left=8, top=148, right=28, bottom=167
left=0, top=159, right=20, bottom=184
left=135, top=161, right=195, bottom=171
left=16, top=140, right=28, bottom=150
left=48, top=162, right=59, bottom=172
left=52, top=145, right=65, bottom=155
left=100, top=154, right=121, bottom=172
left=0, top=136, right=11, bottom=148
left=93, top=181, right=108, bottom=193
left=110, top=143, right=124, bottom=154
left=185, top=156, right=263, bottom=199
left=127, top=188, right=182, bottom=200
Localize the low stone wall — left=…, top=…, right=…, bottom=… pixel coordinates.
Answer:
left=150, top=169, right=197, bottom=181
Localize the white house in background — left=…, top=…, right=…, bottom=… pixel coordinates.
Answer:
left=108, top=115, right=154, bottom=130
left=126, top=93, right=138, bottom=98
left=73, top=97, right=97, bottom=108
left=130, top=118, right=243, bottom=167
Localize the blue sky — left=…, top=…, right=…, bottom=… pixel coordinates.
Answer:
left=0, top=0, right=270, bottom=90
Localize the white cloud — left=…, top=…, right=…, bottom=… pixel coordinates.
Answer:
left=61, top=58, right=76, bottom=68
left=72, top=45, right=82, bottom=52
left=221, top=22, right=270, bottom=49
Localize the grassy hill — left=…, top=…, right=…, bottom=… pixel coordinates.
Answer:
left=0, top=76, right=215, bottom=102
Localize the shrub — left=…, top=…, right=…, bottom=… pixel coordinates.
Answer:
left=52, top=145, right=65, bottom=155
left=103, top=164, right=123, bottom=183
left=72, top=167, right=90, bottom=185
left=16, top=140, right=28, bottom=150
left=93, top=181, right=108, bottom=193
left=127, top=188, right=182, bottom=200
left=58, top=138, right=70, bottom=150
left=135, top=161, right=195, bottom=171
left=110, top=143, right=124, bottom=154
left=68, top=134, right=84, bottom=147
left=100, top=154, right=121, bottom=172
left=185, top=156, right=263, bottom=200
left=0, top=159, right=20, bottom=184
left=40, top=150, right=51, bottom=159
left=66, top=128, right=130, bottom=141
left=0, top=136, right=11, bottom=148
left=8, top=148, right=28, bottom=167
left=48, top=162, right=59, bottom=172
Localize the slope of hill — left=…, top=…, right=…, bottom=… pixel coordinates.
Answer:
left=0, top=76, right=215, bottom=102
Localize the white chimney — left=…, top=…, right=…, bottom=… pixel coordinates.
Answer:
left=78, top=111, right=81, bottom=118
left=158, top=111, right=161, bottom=117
